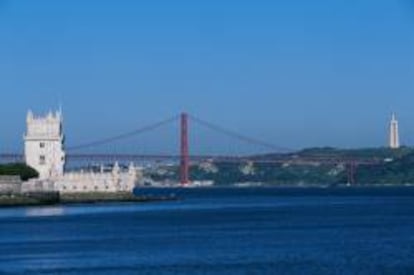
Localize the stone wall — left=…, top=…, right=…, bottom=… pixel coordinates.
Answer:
left=0, top=176, right=22, bottom=194
left=21, top=179, right=55, bottom=193
left=20, top=164, right=140, bottom=194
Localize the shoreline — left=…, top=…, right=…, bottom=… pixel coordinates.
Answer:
left=0, top=192, right=177, bottom=208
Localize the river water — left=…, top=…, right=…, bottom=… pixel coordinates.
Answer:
left=0, top=187, right=414, bottom=274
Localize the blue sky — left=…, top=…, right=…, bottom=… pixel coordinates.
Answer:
left=0, top=0, right=413, bottom=154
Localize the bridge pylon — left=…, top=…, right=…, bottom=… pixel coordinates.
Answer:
left=180, top=112, right=190, bottom=185
left=347, top=161, right=357, bottom=185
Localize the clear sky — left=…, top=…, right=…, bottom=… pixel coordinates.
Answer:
left=0, top=0, right=413, bottom=154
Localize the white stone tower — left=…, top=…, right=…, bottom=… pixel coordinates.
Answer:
left=389, top=113, right=400, bottom=149
left=24, top=110, right=66, bottom=179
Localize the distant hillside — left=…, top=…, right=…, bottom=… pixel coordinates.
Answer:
left=189, top=162, right=342, bottom=185
left=294, top=147, right=413, bottom=160
left=145, top=147, right=414, bottom=185
left=259, top=147, right=414, bottom=160
left=356, top=152, right=414, bottom=184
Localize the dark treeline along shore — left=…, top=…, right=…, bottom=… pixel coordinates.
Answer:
left=0, top=163, right=38, bottom=181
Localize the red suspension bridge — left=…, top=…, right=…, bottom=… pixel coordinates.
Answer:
left=0, top=113, right=381, bottom=184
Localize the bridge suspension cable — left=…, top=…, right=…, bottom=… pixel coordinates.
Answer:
left=67, top=115, right=179, bottom=151
left=189, top=114, right=293, bottom=153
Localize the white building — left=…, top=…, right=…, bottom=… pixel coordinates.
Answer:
left=23, top=110, right=138, bottom=193
left=389, top=113, right=400, bottom=149
left=24, top=110, right=65, bottom=180
left=53, top=162, right=138, bottom=194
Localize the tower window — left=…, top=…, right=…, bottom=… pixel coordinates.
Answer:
left=39, top=155, right=46, bottom=165
left=40, top=142, right=45, bottom=148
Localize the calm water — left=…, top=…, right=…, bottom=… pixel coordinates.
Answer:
left=1, top=187, right=414, bottom=274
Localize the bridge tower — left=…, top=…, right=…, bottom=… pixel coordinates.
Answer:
left=180, top=113, right=190, bottom=185
left=347, top=161, right=356, bottom=185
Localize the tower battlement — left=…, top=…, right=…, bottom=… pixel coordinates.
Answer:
left=26, top=110, right=63, bottom=139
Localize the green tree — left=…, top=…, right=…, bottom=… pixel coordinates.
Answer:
left=0, top=163, right=39, bottom=181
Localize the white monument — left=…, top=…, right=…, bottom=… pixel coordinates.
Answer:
left=23, top=110, right=138, bottom=193
left=389, top=113, right=400, bottom=149
left=24, top=110, right=65, bottom=180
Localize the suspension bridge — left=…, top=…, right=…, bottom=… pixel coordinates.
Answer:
left=0, top=113, right=381, bottom=185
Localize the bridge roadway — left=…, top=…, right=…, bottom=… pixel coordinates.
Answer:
left=0, top=153, right=383, bottom=165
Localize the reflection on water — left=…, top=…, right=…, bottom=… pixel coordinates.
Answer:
left=25, top=206, right=65, bottom=217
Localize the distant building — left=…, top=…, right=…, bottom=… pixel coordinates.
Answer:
left=23, top=110, right=138, bottom=193
left=389, top=113, right=400, bottom=149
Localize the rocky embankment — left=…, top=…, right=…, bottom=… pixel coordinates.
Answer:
left=0, top=192, right=59, bottom=207
left=60, top=192, right=176, bottom=204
